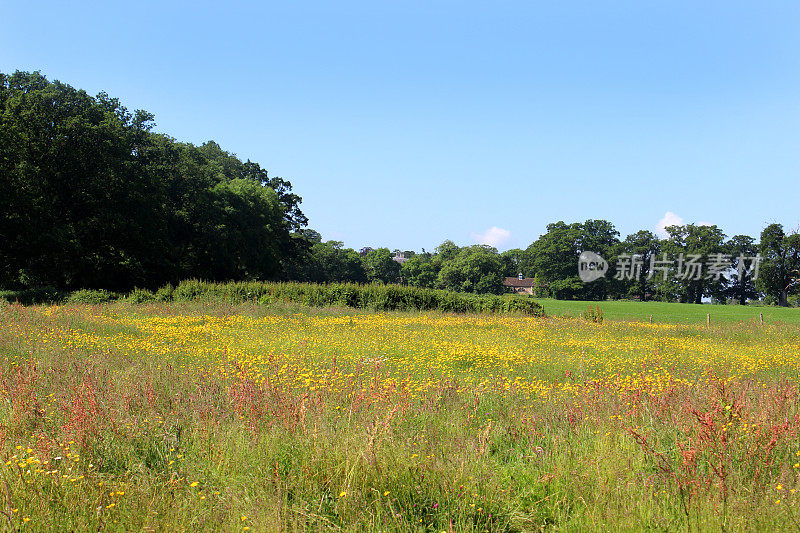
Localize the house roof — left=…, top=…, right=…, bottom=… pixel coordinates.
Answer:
left=503, top=277, right=536, bottom=288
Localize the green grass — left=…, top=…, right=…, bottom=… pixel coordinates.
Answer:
left=536, top=298, right=800, bottom=325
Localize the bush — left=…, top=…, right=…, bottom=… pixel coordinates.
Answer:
left=155, top=284, right=175, bottom=302
left=67, top=289, right=117, bottom=304
left=126, top=288, right=156, bottom=303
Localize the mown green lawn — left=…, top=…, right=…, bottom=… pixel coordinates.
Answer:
left=535, top=298, right=800, bottom=325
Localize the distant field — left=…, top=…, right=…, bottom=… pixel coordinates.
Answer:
left=536, top=298, right=800, bottom=325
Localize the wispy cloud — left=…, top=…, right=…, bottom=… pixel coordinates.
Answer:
left=470, top=226, right=512, bottom=248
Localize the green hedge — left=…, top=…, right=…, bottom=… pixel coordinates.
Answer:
left=168, top=280, right=545, bottom=316
left=0, top=281, right=545, bottom=316
left=0, top=286, right=64, bottom=305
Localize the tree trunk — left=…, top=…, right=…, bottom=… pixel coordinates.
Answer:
left=694, top=284, right=702, bottom=304
left=779, top=289, right=789, bottom=307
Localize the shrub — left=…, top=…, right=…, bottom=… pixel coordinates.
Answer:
left=67, top=289, right=117, bottom=304
left=126, top=288, right=156, bottom=303
left=155, top=284, right=174, bottom=302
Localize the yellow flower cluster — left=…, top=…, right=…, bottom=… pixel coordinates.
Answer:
left=12, top=306, right=798, bottom=403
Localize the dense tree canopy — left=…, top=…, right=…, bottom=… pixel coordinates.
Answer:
left=0, top=70, right=305, bottom=290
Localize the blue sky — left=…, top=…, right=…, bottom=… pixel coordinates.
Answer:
left=2, top=1, right=798, bottom=251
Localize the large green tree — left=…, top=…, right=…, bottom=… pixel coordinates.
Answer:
left=400, top=252, right=439, bottom=288
left=758, top=224, right=800, bottom=306
left=500, top=249, right=526, bottom=277
left=282, top=241, right=367, bottom=284
left=526, top=220, right=620, bottom=300
left=436, top=245, right=504, bottom=294
left=618, top=230, right=661, bottom=301
left=363, top=248, right=401, bottom=284
left=0, top=70, right=306, bottom=290
left=660, top=224, right=727, bottom=304
left=725, top=234, right=760, bottom=305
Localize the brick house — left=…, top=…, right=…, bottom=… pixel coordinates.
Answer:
left=503, top=273, right=538, bottom=295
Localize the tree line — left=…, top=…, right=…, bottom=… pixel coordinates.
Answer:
left=289, top=221, right=799, bottom=306
left=1, top=71, right=797, bottom=305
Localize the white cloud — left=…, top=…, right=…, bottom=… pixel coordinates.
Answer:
left=470, top=226, right=512, bottom=248
left=655, top=212, right=716, bottom=238
left=655, top=211, right=684, bottom=238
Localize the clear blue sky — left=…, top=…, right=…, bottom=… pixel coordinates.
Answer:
left=2, top=1, right=798, bottom=251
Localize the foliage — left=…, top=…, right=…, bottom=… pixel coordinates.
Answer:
left=282, top=241, right=368, bottom=284
left=726, top=234, right=760, bottom=305
left=66, top=289, right=118, bottom=304
left=619, top=230, right=661, bottom=301
left=660, top=224, right=727, bottom=304
left=154, top=283, right=174, bottom=302
left=500, top=248, right=526, bottom=277
left=400, top=252, right=439, bottom=288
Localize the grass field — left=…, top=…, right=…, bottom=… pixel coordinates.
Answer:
left=536, top=298, right=800, bottom=325
left=1, top=299, right=799, bottom=531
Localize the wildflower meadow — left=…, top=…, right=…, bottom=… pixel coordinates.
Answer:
left=0, top=299, right=798, bottom=531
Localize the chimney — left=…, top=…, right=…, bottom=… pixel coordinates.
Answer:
left=518, top=272, right=523, bottom=280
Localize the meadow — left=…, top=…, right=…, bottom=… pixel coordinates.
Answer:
left=0, top=299, right=799, bottom=531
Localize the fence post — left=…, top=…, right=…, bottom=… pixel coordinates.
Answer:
left=759, top=313, right=763, bottom=326
left=706, top=313, right=711, bottom=327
